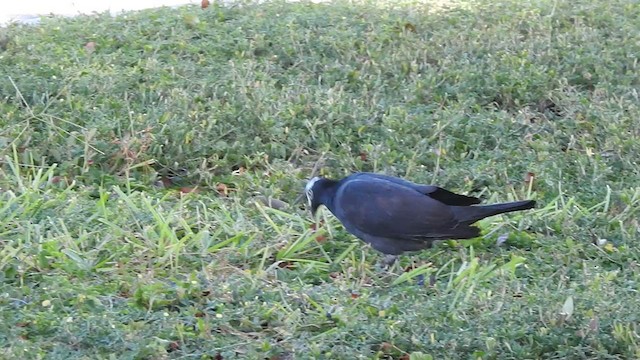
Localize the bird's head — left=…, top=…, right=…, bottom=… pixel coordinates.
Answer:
left=305, top=176, right=324, bottom=216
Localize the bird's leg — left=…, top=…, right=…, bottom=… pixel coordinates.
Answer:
left=382, top=254, right=398, bottom=267
left=373, top=254, right=398, bottom=273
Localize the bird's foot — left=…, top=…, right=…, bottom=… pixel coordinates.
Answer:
left=382, top=254, right=398, bottom=267
left=373, top=254, right=399, bottom=273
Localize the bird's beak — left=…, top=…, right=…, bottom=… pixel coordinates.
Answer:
left=310, top=202, right=321, bottom=218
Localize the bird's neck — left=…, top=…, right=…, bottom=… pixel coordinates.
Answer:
left=318, top=178, right=339, bottom=211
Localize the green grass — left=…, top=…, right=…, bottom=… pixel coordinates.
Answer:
left=1, top=0, right=639, bottom=358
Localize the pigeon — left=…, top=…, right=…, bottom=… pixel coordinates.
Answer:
left=305, top=172, right=535, bottom=263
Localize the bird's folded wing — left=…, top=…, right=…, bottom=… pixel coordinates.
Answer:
left=335, top=179, right=461, bottom=240
left=351, top=173, right=481, bottom=206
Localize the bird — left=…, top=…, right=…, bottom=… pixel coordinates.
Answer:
left=305, top=172, right=536, bottom=264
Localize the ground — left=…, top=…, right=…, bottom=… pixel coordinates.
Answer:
left=0, top=0, right=639, bottom=358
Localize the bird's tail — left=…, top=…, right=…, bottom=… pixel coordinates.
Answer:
left=452, top=200, right=536, bottom=225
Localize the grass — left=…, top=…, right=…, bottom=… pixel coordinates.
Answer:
left=0, top=0, right=639, bottom=358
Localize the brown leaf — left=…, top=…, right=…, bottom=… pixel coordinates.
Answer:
left=84, top=41, right=96, bottom=54
left=216, top=183, right=231, bottom=196
left=201, top=0, right=210, bottom=9
left=315, top=234, right=327, bottom=243
left=350, top=292, right=360, bottom=299
left=214, top=353, right=223, bottom=360
left=359, top=151, right=368, bottom=161
left=404, top=22, right=417, bottom=33
left=309, top=220, right=325, bottom=231
left=154, top=176, right=173, bottom=188
left=380, top=342, right=393, bottom=352
left=179, top=187, right=198, bottom=194
left=524, top=171, right=535, bottom=184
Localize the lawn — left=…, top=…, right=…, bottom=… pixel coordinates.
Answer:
left=0, top=0, right=639, bottom=358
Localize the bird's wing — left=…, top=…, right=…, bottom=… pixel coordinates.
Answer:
left=334, top=179, right=462, bottom=241
left=352, top=173, right=481, bottom=206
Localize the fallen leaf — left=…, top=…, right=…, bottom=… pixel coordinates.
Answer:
left=309, top=220, right=325, bottom=230
left=380, top=342, right=392, bottom=352
left=350, top=292, right=360, bottom=299
left=404, top=22, right=417, bottom=33
left=524, top=171, right=535, bottom=185
left=560, top=296, right=574, bottom=320
left=84, top=41, right=96, bottom=53
left=201, top=0, right=210, bottom=9
left=359, top=151, right=368, bottom=161
left=179, top=187, right=198, bottom=194
left=315, top=234, right=327, bottom=243
left=154, top=177, right=173, bottom=188
left=216, top=183, right=232, bottom=196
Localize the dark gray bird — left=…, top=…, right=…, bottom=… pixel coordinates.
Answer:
left=305, top=172, right=535, bottom=262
